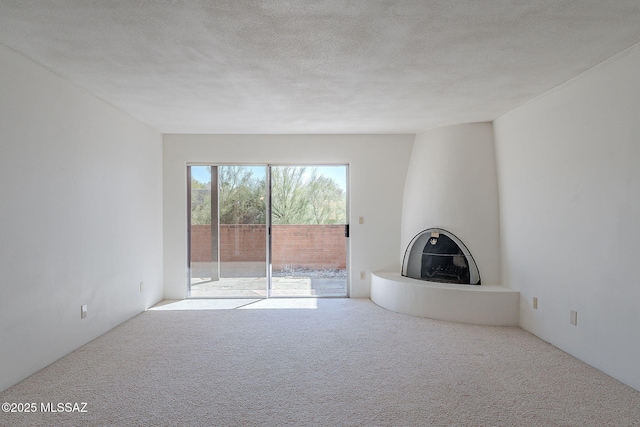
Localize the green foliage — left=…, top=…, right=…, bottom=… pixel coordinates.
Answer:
left=191, top=189, right=212, bottom=225
left=190, top=168, right=211, bottom=225
left=270, top=166, right=309, bottom=224
left=271, top=166, right=346, bottom=225
left=305, top=169, right=346, bottom=224
left=219, top=166, right=266, bottom=224
left=190, top=166, right=346, bottom=225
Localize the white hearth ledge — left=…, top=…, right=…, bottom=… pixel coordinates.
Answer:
left=371, top=272, right=519, bottom=326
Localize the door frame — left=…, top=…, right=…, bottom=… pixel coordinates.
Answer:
left=187, top=162, right=350, bottom=298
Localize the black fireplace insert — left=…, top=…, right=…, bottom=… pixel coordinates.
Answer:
left=402, top=228, right=480, bottom=285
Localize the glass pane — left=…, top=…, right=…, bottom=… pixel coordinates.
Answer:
left=189, top=165, right=268, bottom=298
left=189, top=166, right=216, bottom=292
left=218, top=165, right=267, bottom=297
left=270, top=165, right=348, bottom=297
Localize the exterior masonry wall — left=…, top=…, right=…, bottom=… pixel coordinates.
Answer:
left=190, top=224, right=346, bottom=269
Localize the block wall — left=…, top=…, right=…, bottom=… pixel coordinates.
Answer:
left=190, top=224, right=346, bottom=269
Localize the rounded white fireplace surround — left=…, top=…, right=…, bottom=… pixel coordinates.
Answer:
left=372, top=123, right=519, bottom=326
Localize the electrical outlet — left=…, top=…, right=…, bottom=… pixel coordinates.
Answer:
left=533, top=297, right=538, bottom=309
left=570, top=310, right=578, bottom=326
left=81, top=305, right=87, bottom=319
left=360, top=271, right=366, bottom=280
left=139, top=282, right=144, bottom=292
left=358, top=216, right=364, bottom=224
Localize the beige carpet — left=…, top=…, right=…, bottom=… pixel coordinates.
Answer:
left=1, top=298, right=639, bottom=426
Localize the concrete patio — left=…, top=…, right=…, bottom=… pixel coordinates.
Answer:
left=190, top=277, right=347, bottom=298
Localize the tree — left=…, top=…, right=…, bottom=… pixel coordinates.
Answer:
left=271, top=166, right=310, bottom=224
left=305, top=170, right=346, bottom=224
left=271, top=166, right=346, bottom=224
left=219, top=166, right=265, bottom=224
left=191, top=165, right=346, bottom=225
left=190, top=174, right=211, bottom=225
left=190, top=166, right=266, bottom=225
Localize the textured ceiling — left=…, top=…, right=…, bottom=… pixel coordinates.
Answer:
left=1, top=1, right=640, bottom=134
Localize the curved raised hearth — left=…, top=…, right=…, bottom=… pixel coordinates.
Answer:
left=371, top=272, right=519, bottom=326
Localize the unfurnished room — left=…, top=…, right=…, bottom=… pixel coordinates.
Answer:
left=1, top=1, right=640, bottom=426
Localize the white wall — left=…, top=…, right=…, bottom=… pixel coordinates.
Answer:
left=0, top=45, right=163, bottom=392
left=494, top=43, right=640, bottom=391
left=163, top=134, right=414, bottom=299
left=402, top=123, right=502, bottom=285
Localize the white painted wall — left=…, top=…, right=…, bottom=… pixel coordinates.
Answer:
left=494, top=44, right=640, bottom=391
left=0, top=45, right=163, bottom=392
left=401, top=123, right=502, bottom=285
left=163, top=134, right=414, bottom=299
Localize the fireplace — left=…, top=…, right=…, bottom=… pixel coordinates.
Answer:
left=402, top=228, right=480, bottom=285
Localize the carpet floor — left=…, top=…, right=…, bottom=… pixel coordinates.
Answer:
left=1, top=298, right=639, bottom=426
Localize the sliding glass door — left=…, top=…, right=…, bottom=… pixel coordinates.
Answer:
left=188, top=165, right=268, bottom=297
left=188, top=164, right=348, bottom=298
left=269, top=165, right=348, bottom=297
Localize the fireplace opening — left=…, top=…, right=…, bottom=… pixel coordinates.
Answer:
left=402, top=228, right=480, bottom=285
